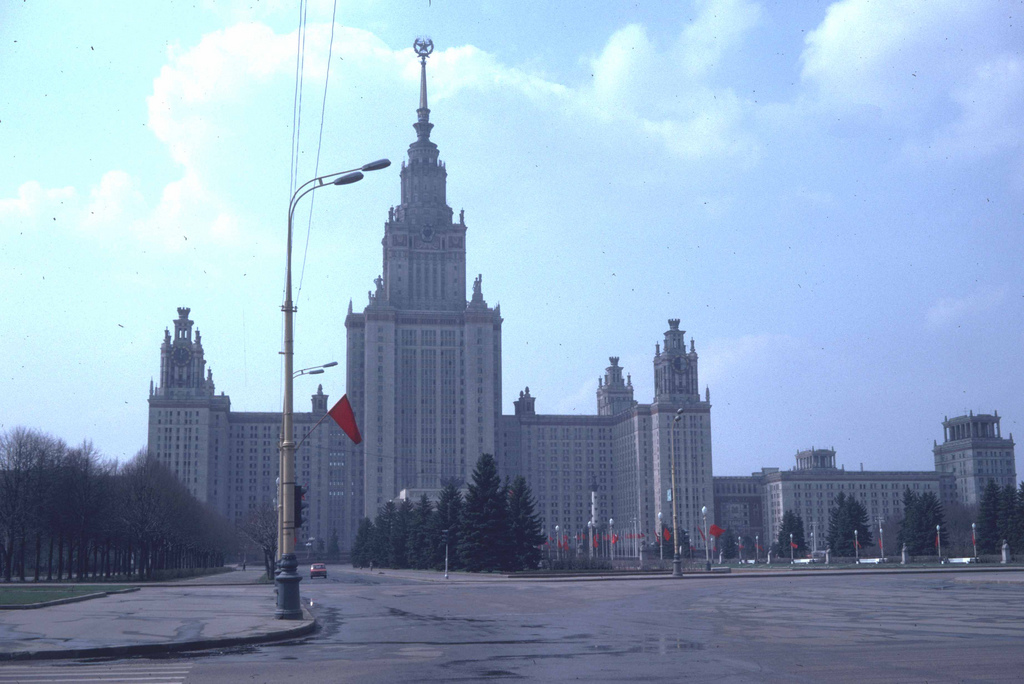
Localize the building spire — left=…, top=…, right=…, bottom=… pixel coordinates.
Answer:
left=413, top=37, right=434, bottom=144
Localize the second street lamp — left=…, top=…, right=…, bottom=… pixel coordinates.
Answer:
left=275, top=158, right=390, bottom=620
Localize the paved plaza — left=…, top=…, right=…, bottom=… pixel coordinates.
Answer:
left=2, top=567, right=1024, bottom=682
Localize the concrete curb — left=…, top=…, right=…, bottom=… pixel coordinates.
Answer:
left=0, top=607, right=317, bottom=662
left=501, top=565, right=1024, bottom=583
left=0, top=587, right=140, bottom=611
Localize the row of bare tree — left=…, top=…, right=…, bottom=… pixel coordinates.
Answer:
left=0, top=427, right=233, bottom=582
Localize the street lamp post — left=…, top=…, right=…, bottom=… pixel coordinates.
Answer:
left=670, top=409, right=683, bottom=577
left=972, top=522, right=977, bottom=558
left=854, top=529, right=859, bottom=562
left=588, top=520, right=594, bottom=560
left=609, top=518, right=615, bottom=562
left=936, top=524, right=942, bottom=561
left=879, top=524, right=884, bottom=559
left=658, top=512, right=663, bottom=562
left=790, top=532, right=795, bottom=563
left=275, top=159, right=390, bottom=620
left=555, top=525, right=560, bottom=563
left=755, top=534, right=759, bottom=562
left=702, top=505, right=710, bottom=569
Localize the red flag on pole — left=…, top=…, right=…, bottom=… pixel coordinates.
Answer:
left=697, top=526, right=707, bottom=541
left=663, top=528, right=670, bottom=541
left=935, top=533, right=939, bottom=548
left=854, top=539, right=861, bottom=549
left=972, top=529, right=976, bottom=546
left=790, top=541, right=798, bottom=549
left=709, top=524, right=725, bottom=538
left=878, top=538, right=883, bottom=551
left=612, top=534, right=619, bottom=544
left=593, top=536, right=599, bottom=548
left=328, top=395, right=362, bottom=444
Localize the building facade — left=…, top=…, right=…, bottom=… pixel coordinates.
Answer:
left=147, top=308, right=363, bottom=552
left=502, top=324, right=716, bottom=550
left=714, top=447, right=957, bottom=551
left=344, top=47, right=502, bottom=518
left=933, top=412, right=1016, bottom=505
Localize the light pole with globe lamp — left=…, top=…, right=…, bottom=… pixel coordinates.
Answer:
left=702, top=505, right=710, bottom=570
left=275, top=158, right=391, bottom=620
left=670, top=408, right=684, bottom=577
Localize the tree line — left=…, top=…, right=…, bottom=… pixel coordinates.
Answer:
left=976, top=480, right=1024, bottom=554
left=0, top=427, right=232, bottom=582
left=351, top=454, right=546, bottom=572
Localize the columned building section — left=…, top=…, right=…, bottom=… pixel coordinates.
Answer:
left=934, top=412, right=1016, bottom=505
left=347, top=44, right=502, bottom=518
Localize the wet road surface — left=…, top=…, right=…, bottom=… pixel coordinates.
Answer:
left=6, top=567, right=1024, bottom=682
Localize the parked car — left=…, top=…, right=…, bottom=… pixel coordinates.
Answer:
left=310, top=562, right=327, bottom=579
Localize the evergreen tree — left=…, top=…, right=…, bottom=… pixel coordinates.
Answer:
left=351, top=518, right=373, bottom=568
left=997, top=485, right=1021, bottom=553
left=507, top=476, right=545, bottom=571
left=827, top=493, right=871, bottom=556
left=373, top=501, right=397, bottom=567
left=896, top=489, right=920, bottom=554
left=721, top=526, right=738, bottom=560
left=434, top=480, right=464, bottom=570
left=776, top=510, right=806, bottom=557
left=917, top=491, right=945, bottom=556
left=410, top=494, right=435, bottom=570
left=976, top=480, right=1001, bottom=554
left=458, top=454, right=509, bottom=572
left=327, top=527, right=341, bottom=562
left=391, top=498, right=414, bottom=568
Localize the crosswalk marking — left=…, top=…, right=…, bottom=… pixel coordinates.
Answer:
left=0, top=663, right=192, bottom=683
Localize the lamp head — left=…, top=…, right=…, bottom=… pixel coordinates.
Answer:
left=333, top=171, right=364, bottom=185
left=322, top=361, right=338, bottom=368
left=361, top=158, right=392, bottom=172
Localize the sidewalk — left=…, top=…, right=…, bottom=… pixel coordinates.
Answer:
left=0, top=582, right=314, bottom=661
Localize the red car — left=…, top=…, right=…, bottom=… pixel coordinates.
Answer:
left=310, top=562, right=327, bottom=579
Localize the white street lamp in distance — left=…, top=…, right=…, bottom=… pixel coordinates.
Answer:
left=276, top=158, right=390, bottom=621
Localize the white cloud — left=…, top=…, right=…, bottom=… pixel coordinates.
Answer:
left=0, top=181, right=77, bottom=224
left=926, top=289, right=1006, bottom=327
left=928, top=55, right=1024, bottom=159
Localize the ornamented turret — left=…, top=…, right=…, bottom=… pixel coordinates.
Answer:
left=597, top=357, right=635, bottom=416
left=653, top=318, right=701, bottom=403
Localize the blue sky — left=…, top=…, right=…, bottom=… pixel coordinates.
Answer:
left=1, top=0, right=1021, bottom=478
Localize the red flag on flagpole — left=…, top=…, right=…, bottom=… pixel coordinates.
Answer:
left=790, top=541, right=798, bottom=549
left=698, top=526, right=706, bottom=541
left=663, top=528, right=670, bottom=541
left=328, top=395, right=362, bottom=444
left=878, top=538, right=883, bottom=551
left=935, top=533, right=939, bottom=548
left=612, top=534, right=619, bottom=544
left=593, top=536, right=599, bottom=549
left=709, top=524, right=725, bottom=538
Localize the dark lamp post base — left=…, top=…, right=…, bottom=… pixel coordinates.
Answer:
left=671, top=554, right=683, bottom=578
left=275, top=553, right=303, bottom=620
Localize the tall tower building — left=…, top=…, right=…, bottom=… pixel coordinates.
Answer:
left=346, top=40, right=503, bottom=517
left=148, top=307, right=230, bottom=505
left=934, top=411, right=1016, bottom=504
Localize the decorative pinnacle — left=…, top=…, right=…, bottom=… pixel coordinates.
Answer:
left=414, top=36, right=434, bottom=63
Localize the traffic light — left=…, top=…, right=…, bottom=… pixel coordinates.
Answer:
left=294, top=484, right=309, bottom=530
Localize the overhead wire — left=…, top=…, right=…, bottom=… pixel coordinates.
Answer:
left=296, top=0, right=340, bottom=304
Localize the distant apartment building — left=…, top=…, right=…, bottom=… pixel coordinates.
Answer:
left=716, top=447, right=957, bottom=546
left=933, top=412, right=1016, bottom=505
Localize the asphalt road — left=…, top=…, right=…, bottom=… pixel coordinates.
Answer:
left=6, top=568, right=1024, bottom=683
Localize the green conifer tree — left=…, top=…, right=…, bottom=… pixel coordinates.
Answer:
left=458, top=454, right=509, bottom=572
left=721, top=526, right=738, bottom=560
left=391, top=498, right=414, bottom=568
left=917, top=491, right=945, bottom=556
left=776, top=510, right=806, bottom=557
left=976, top=480, right=1001, bottom=554
left=351, top=518, right=373, bottom=567
left=434, top=480, right=464, bottom=570
left=327, top=527, right=341, bottom=562
left=507, top=475, right=545, bottom=571
left=896, top=489, right=920, bottom=554
left=373, top=501, right=397, bottom=567
left=410, top=493, right=435, bottom=570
